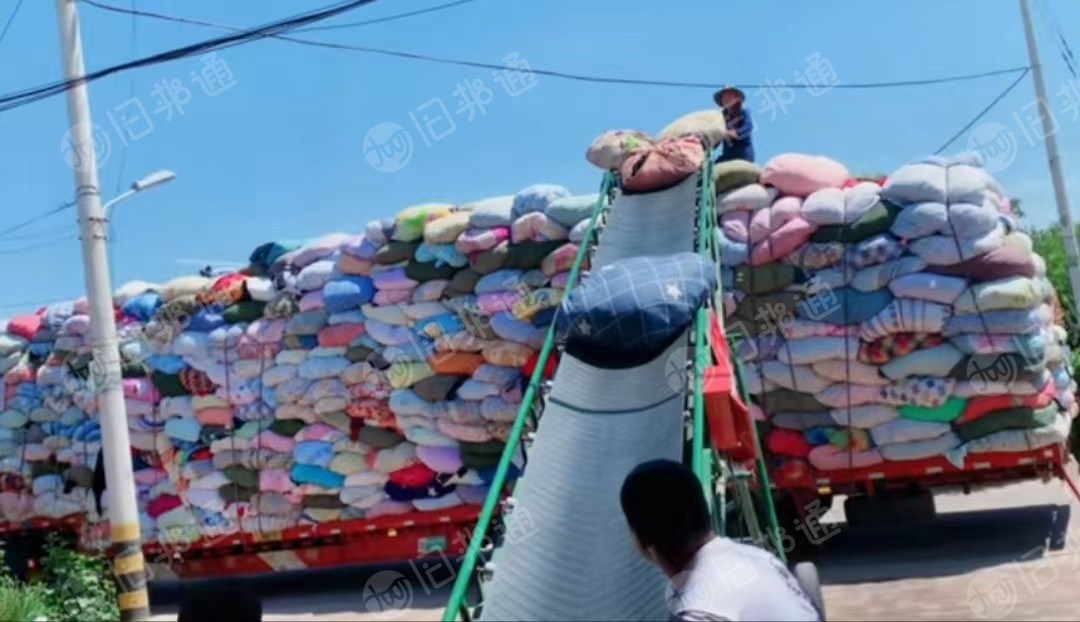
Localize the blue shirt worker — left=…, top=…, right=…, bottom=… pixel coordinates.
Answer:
left=712, top=86, right=754, bottom=164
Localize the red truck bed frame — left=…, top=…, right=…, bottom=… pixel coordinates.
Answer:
left=771, top=445, right=1070, bottom=496
left=702, top=311, right=1080, bottom=501
left=0, top=505, right=481, bottom=580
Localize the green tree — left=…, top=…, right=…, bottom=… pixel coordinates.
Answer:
left=1025, top=215, right=1080, bottom=463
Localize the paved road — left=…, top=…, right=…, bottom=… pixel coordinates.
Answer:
left=148, top=468, right=1080, bottom=621
left=820, top=470, right=1080, bottom=621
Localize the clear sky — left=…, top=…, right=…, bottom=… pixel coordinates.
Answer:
left=2, top=0, right=1080, bottom=317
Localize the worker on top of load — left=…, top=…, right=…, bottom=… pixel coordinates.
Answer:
left=620, top=460, right=821, bottom=622
left=712, top=86, right=755, bottom=164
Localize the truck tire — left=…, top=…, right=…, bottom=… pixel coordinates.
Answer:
left=773, top=494, right=822, bottom=563
left=2, top=533, right=43, bottom=582
left=844, top=489, right=935, bottom=529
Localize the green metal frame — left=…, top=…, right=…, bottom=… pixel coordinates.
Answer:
left=442, top=153, right=793, bottom=620
left=441, top=173, right=616, bottom=622
left=688, top=156, right=786, bottom=563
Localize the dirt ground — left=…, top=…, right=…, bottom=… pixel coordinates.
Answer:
left=148, top=465, right=1080, bottom=621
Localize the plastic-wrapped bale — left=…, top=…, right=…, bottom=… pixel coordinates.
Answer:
left=726, top=152, right=1076, bottom=476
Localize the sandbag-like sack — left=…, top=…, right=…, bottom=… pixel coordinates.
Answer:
left=718, top=183, right=776, bottom=215
left=545, top=194, right=598, bottom=227
left=424, top=211, right=472, bottom=245
left=882, top=154, right=1000, bottom=206
left=393, top=204, right=454, bottom=242
left=619, top=137, right=704, bottom=195
left=760, top=153, right=849, bottom=197
left=713, top=160, right=761, bottom=195
left=657, top=109, right=727, bottom=148
left=466, top=196, right=515, bottom=228
left=586, top=130, right=652, bottom=170
left=512, top=184, right=571, bottom=219
left=556, top=253, right=716, bottom=368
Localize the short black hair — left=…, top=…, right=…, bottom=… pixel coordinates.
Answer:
left=620, top=459, right=711, bottom=567
left=178, top=585, right=262, bottom=622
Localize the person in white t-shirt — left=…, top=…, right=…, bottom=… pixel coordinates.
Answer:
left=620, top=460, right=822, bottom=622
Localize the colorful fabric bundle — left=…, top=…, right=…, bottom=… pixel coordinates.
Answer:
left=0, top=182, right=591, bottom=541
left=722, top=152, right=1076, bottom=474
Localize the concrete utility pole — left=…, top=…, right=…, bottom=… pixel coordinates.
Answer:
left=1019, top=0, right=1080, bottom=313
left=54, top=0, right=150, bottom=619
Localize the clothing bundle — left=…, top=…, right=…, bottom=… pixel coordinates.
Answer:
left=0, top=183, right=592, bottom=543
left=718, top=153, right=1077, bottom=472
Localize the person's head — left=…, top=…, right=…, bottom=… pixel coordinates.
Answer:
left=713, top=86, right=745, bottom=112
left=178, top=584, right=263, bottom=622
left=620, top=459, right=712, bottom=575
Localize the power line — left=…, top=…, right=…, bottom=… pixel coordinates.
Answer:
left=0, top=297, right=70, bottom=311
left=0, top=224, right=76, bottom=242
left=1037, top=0, right=1078, bottom=78
left=296, top=0, right=481, bottom=32
left=69, top=1, right=1034, bottom=96
left=0, top=0, right=384, bottom=112
left=0, top=235, right=74, bottom=256
left=934, top=68, right=1031, bottom=155
left=0, top=201, right=76, bottom=238
left=111, top=0, right=139, bottom=196
left=0, top=0, right=24, bottom=47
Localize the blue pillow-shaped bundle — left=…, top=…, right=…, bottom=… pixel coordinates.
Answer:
left=556, top=253, right=717, bottom=369
left=415, top=312, right=464, bottom=339
left=511, top=184, right=571, bottom=219
left=121, top=292, right=162, bottom=323
left=291, top=463, right=345, bottom=489
left=795, top=288, right=894, bottom=326
left=545, top=193, right=599, bottom=227
left=323, top=276, right=375, bottom=313
left=146, top=354, right=187, bottom=374
left=531, top=306, right=557, bottom=328
left=189, top=310, right=225, bottom=333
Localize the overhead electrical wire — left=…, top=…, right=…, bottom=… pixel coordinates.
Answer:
left=0, top=201, right=76, bottom=238
left=0, top=0, right=384, bottom=112
left=0, top=297, right=73, bottom=311
left=0, top=0, right=1032, bottom=116
left=0, top=0, right=24, bottom=47
left=80, top=0, right=1034, bottom=92
left=934, top=68, right=1031, bottom=155
left=1037, top=0, right=1078, bottom=78
left=111, top=0, right=139, bottom=196
left=0, top=235, right=74, bottom=256
left=295, top=0, right=481, bottom=32
left=0, top=224, right=76, bottom=242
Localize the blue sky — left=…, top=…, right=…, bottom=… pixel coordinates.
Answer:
left=2, top=0, right=1080, bottom=317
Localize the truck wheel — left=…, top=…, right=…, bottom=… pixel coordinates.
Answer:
left=2, top=534, right=43, bottom=582
left=773, top=494, right=822, bottom=563
left=844, top=490, right=935, bottom=529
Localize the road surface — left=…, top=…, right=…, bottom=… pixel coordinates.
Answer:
left=148, top=467, right=1080, bottom=621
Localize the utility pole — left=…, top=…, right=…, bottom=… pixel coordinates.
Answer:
left=54, top=1, right=150, bottom=620
left=1020, top=0, right=1080, bottom=314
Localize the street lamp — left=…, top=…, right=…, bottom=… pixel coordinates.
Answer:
left=103, top=169, right=177, bottom=215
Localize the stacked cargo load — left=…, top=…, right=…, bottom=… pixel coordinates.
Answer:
left=0, top=183, right=597, bottom=544
left=715, top=152, right=1077, bottom=476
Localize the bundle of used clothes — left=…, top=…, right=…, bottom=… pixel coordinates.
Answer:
left=0, top=183, right=595, bottom=542
left=717, top=152, right=1078, bottom=473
